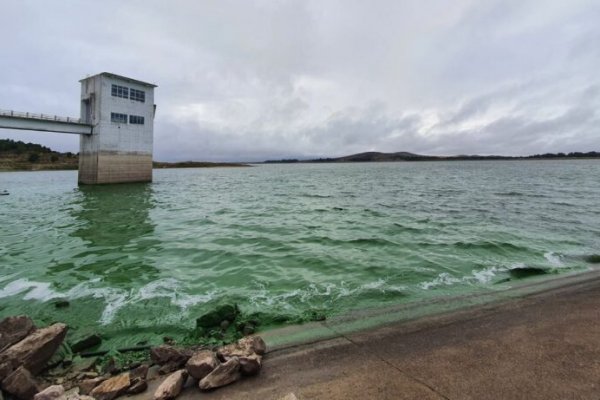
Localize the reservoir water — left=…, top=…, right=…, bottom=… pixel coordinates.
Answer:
left=1, top=161, right=599, bottom=348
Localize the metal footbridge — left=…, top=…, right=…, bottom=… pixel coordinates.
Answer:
left=0, top=109, right=92, bottom=135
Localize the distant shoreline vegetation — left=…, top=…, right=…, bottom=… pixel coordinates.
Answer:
left=264, top=151, right=600, bottom=164
left=0, top=139, right=249, bottom=171
left=1, top=139, right=598, bottom=171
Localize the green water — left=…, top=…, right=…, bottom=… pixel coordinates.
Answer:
left=1, top=161, right=599, bottom=348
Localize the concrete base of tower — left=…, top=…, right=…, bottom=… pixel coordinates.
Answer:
left=78, top=151, right=153, bottom=184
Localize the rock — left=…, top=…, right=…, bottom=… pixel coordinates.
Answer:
left=239, top=335, right=266, bottom=355
left=78, top=377, right=104, bottom=395
left=63, top=387, right=79, bottom=400
left=1, top=366, right=40, bottom=400
left=45, top=343, right=73, bottom=370
left=130, top=364, right=149, bottom=381
left=158, top=362, right=181, bottom=376
left=217, top=335, right=267, bottom=361
left=33, top=385, right=65, bottom=400
left=89, top=373, right=130, bottom=400
left=0, top=316, right=35, bottom=353
left=198, top=357, right=241, bottom=391
left=0, top=323, right=68, bottom=375
left=239, top=353, right=262, bottom=376
left=242, top=323, right=256, bottom=336
left=127, top=364, right=149, bottom=395
left=150, top=346, right=190, bottom=367
left=126, top=379, right=147, bottom=395
left=70, top=335, right=101, bottom=354
left=185, top=350, right=218, bottom=380
left=147, top=365, right=161, bottom=381
left=279, top=393, right=298, bottom=400
left=70, top=357, right=97, bottom=374
left=196, top=304, right=239, bottom=330
left=153, top=370, right=187, bottom=400
left=0, top=362, right=12, bottom=381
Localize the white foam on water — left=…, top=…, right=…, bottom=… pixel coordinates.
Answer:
left=471, top=266, right=502, bottom=284
left=0, top=276, right=217, bottom=325
left=544, top=251, right=564, bottom=267
left=0, top=278, right=61, bottom=301
left=419, top=272, right=461, bottom=290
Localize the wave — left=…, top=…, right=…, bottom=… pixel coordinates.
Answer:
left=419, top=252, right=570, bottom=290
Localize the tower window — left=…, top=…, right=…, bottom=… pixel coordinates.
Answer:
left=129, top=115, right=145, bottom=125
left=111, top=112, right=128, bottom=124
left=130, top=89, right=145, bottom=103
left=111, top=85, right=129, bottom=99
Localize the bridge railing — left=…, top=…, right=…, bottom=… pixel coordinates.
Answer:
left=0, top=109, right=86, bottom=125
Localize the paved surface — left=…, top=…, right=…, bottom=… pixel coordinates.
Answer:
left=135, top=274, right=600, bottom=399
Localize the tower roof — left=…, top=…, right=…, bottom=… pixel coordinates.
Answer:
left=80, top=72, right=157, bottom=88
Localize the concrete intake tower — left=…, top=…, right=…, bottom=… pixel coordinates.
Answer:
left=0, top=72, right=157, bottom=184
left=79, top=73, right=157, bottom=184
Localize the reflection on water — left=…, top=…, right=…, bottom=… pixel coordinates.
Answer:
left=72, top=184, right=155, bottom=247
left=56, top=183, right=160, bottom=284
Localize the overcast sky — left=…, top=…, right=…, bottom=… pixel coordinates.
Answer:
left=1, top=0, right=598, bottom=161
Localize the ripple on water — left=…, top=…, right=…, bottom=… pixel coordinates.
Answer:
left=0, top=162, right=599, bottom=347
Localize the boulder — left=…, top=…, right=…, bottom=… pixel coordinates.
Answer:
left=239, top=336, right=267, bottom=355
left=0, top=324, right=68, bottom=375
left=1, top=366, right=40, bottom=400
left=279, top=394, right=298, bottom=400
left=0, top=362, right=12, bottom=381
left=198, top=357, right=241, bottom=391
left=33, top=385, right=65, bottom=400
left=70, top=335, right=101, bottom=354
left=126, top=379, right=147, bottom=395
left=63, top=387, right=79, bottom=400
left=78, top=377, right=104, bottom=395
left=150, top=346, right=190, bottom=367
left=130, top=364, right=149, bottom=381
left=153, top=370, right=187, bottom=400
left=127, top=364, right=149, bottom=395
left=0, top=316, right=35, bottom=353
left=89, top=373, right=130, bottom=400
left=185, top=350, right=218, bottom=380
left=196, top=304, right=239, bottom=330
left=217, top=335, right=266, bottom=360
left=70, top=357, right=97, bottom=374
left=239, top=353, right=262, bottom=376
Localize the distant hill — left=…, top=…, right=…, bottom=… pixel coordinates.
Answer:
left=265, top=151, right=600, bottom=163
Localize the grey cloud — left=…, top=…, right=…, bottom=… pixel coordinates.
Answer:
left=0, top=0, right=599, bottom=161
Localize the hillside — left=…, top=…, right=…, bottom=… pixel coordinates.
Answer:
left=266, top=150, right=600, bottom=163
left=0, top=139, right=250, bottom=171
left=0, top=139, right=78, bottom=171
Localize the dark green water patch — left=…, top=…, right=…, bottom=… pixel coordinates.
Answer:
left=508, top=267, right=549, bottom=279
left=584, top=254, right=600, bottom=264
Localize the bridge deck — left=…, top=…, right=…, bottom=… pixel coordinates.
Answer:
left=0, top=109, right=92, bottom=135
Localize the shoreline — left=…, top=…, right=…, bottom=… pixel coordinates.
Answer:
left=136, top=268, right=600, bottom=399
left=1, top=156, right=599, bottom=172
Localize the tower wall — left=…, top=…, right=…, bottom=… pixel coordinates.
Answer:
left=78, top=74, right=155, bottom=184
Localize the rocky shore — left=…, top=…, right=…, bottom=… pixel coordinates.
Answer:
left=0, top=315, right=267, bottom=400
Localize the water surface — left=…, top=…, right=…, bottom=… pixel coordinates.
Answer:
left=1, top=161, right=599, bottom=347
